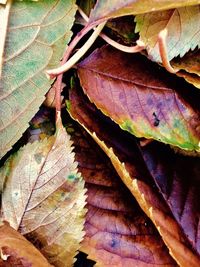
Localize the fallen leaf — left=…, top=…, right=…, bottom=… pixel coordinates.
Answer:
left=66, top=121, right=177, bottom=267
left=176, top=71, right=200, bottom=89
left=1, top=117, right=87, bottom=267
left=172, top=50, right=200, bottom=76
left=77, top=46, right=200, bottom=153
left=0, top=0, right=77, bottom=159
left=89, top=0, right=200, bottom=25
left=0, top=221, right=52, bottom=267
left=135, top=5, right=200, bottom=62
left=140, top=141, right=200, bottom=255
left=67, top=85, right=200, bottom=266
left=0, top=0, right=11, bottom=77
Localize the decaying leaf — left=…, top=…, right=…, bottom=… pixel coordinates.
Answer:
left=77, top=46, right=200, bottom=153
left=67, top=85, right=200, bottom=266
left=0, top=221, right=52, bottom=267
left=135, top=5, right=200, bottom=62
left=176, top=71, right=200, bottom=89
left=89, top=0, right=200, bottom=25
left=0, top=0, right=77, bottom=159
left=66, top=121, right=177, bottom=267
left=140, top=142, right=200, bottom=255
left=172, top=50, right=200, bottom=76
left=1, top=118, right=87, bottom=267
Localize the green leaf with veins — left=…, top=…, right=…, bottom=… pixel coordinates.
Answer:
left=0, top=0, right=77, bottom=159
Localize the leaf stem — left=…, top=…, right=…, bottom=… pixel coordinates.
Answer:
left=78, top=7, right=145, bottom=53
left=46, top=21, right=106, bottom=78
left=158, top=29, right=177, bottom=74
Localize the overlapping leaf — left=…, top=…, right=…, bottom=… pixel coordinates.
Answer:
left=89, top=0, right=200, bottom=24
left=0, top=0, right=77, bottom=159
left=77, top=46, right=200, bottom=153
left=135, top=5, right=200, bottom=63
left=67, top=85, right=200, bottom=266
left=140, top=142, right=200, bottom=255
left=0, top=221, right=51, bottom=267
left=66, top=120, right=177, bottom=267
left=0, top=118, right=87, bottom=267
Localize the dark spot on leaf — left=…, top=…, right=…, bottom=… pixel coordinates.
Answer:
left=68, top=174, right=77, bottom=180
left=110, top=239, right=118, bottom=248
left=34, top=153, right=43, bottom=164
left=152, top=112, right=160, bottom=127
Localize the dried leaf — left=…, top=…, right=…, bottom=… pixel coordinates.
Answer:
left=135, top=5, right=200, bottom=62
left=0, top=221, right=51, bottom=267
left=67, top=85, right=200, bottom=266
left=0, top=0, right=77, bottom=159
left=77, top=46, right=200, bottom=153
left=172, top=50, right=200, bottom=76
left=0, top=118, right=87, bottom=267
left=140, top=142, right=200, bottom=255
left=176, top=71, right=200, bottom=89
left=89, top=0, right=200, bottom=24
left=67, top=121, right=177, bottom=267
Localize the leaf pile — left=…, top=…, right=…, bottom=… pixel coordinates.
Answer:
left=0, top=0, right=200, bottom=266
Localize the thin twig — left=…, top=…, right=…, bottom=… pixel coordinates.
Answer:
left=158, top=29, right=177, bottom=74
left=46, top=21, right=106, bottom=78
left=78, top=7, right=145, bottom=53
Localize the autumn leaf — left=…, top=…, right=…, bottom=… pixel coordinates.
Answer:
left=135, top=5, right=200, bottom=62
left=67, top=85, right=200, bottom=266
left=0, top=221, right=52, bottom=267
left=77, top=46, right=200, bottom=153
left=176, top=71, right=200, bottom=89
left=66, top=121, right=177, bottom=267
left=0, top=117, right=87, bottom=267
left=140, top=141, right=200, bottom=255
left=89, top=0, right=200, bottom=25
left=0, top=0, right=77, bottom=159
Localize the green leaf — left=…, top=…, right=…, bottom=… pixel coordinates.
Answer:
left=135, top=5, right=200, bottom=62
left=0, top=118, right=87, bottom=267
left=77, top=46, right=200, bottom=153
left=89, top=0, right=200, bottom=24
left=0, top=0, right=77, bottom=159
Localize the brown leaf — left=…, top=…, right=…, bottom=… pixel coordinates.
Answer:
left=0, top=118, right=87, bottom=267
left=140, top=141, right=200, bottom=255
left=67, top=85, right=200, bottom=266
left=77, top=45, right=200, bottom=152
left=176, top=71, right=200, bottom=89
left=66, top=121, right=177, bottom=267
left=0, top=221, right=51, bottom=267
left=172, top=50, right=200, bottom=76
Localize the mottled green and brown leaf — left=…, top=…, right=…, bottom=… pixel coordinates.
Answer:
left=0, top=118, right=86, bottom=267
left=77, top=46, right=200, bottom=153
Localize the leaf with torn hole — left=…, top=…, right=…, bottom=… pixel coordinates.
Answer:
left=0, top=221, right=52, bottom=267
left=0, top=118, right=87, bottom=267
left=67, top=85, right=200, bottom=266
left=0, top=0, right=77, bottom=159
left=77, top=46, right=200, bottom=153
left=66, top=121, right=177, bottom=267
left=135, top=5, right=200, bottom=62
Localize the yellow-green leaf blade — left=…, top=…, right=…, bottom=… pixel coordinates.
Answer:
left=1, top=120, right=87, bottom=267
left=0, top=0, right=77, bottom=159
left=135, top=5, right=200, bottom=62
left=89, top=0, right=200, bottom=24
